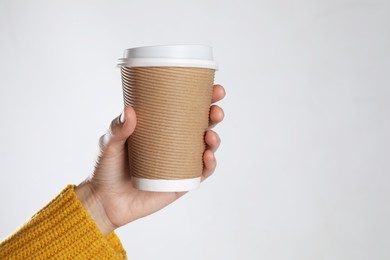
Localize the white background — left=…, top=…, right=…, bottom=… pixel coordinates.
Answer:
left=1, top=0, right=390, bottom=259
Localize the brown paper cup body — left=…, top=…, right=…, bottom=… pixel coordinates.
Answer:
left=121, top=67, right=215, bottom=191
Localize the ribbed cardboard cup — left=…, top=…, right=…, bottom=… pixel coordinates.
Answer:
left=118, top=45, right=218, bottom=192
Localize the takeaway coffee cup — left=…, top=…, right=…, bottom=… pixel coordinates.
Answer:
left=118, top=45, right=218, bottom=192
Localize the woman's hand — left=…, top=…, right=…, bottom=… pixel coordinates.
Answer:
left=75, top=84, right=225, bottom=236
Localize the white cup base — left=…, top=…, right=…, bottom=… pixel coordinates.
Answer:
left=132, top=177, right=201, bottom=192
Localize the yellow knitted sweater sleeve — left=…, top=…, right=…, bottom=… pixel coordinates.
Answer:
left=0, top=185, right=127, bottom=259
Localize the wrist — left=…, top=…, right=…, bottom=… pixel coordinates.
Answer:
left=75, top=181, right=115, bottom=236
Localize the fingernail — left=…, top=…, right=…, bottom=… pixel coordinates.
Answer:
left=120, top=110, right=126, bottom=124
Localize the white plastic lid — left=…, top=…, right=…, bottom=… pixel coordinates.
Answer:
left=117, top=44, right=218, bottom=69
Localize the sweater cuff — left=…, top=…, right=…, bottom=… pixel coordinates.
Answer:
left=0, top=185, right=127, bottom=259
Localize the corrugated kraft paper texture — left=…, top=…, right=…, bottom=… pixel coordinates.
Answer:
left=121, top=67, right=215, bottom=180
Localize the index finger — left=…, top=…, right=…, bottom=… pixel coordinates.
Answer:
left=212, top=84, right=226, bottom=103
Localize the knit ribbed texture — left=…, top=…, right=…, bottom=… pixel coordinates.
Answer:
left=0, top=185, right=127, bottom=259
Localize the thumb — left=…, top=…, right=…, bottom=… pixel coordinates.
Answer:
left=100, top=106, right=137, bottom=150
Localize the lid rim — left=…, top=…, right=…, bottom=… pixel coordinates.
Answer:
left=117, top=57, right=218, bottom=70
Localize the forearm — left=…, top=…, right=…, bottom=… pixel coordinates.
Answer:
left=75, top=181, right=116, bottom=236
left=0, top=185, right=126, bottom=259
